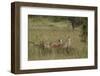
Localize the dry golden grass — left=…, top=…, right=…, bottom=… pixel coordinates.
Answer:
left=28, top=27, right=87, bottom=60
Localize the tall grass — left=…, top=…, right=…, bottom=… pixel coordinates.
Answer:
left=28, top=28, right=88, bottom=60
left=28, top=15, right=88, bottom=60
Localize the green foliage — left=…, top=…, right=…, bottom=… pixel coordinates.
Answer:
left=68, top=17, right=87, bottom=30
left=81, top=18, right=88, bottom=42
left=67, top=17, right=88, bottom=42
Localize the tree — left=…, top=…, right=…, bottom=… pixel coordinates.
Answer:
left=81, top=18, right=88, bottom=42
left=68, top=17, right=88, bottom=42
left=68, top=17, right=84, bottom=30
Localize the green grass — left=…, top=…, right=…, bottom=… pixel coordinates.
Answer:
left=28, top=15, right=88, bottom=60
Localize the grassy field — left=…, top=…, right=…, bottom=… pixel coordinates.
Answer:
left=28, top=15, right=88, bottom=60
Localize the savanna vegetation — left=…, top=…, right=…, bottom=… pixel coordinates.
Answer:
left=28, top=15, right=88, bottom=60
